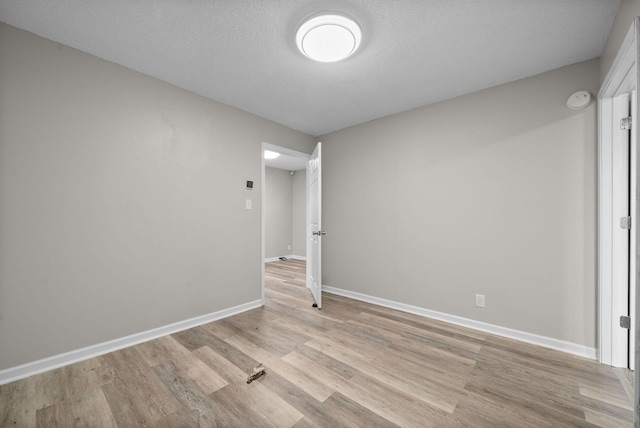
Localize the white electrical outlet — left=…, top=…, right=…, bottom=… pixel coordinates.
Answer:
left=245, top=199, right=252, bottom=210
left=475, top=294, right=485, bottom=308
left=287, top=244, right=291, bottom=251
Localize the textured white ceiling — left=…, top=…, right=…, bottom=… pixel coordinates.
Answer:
left=265, top=153, right=307, bottom=171
left=0, top=0, right=620, bottom=136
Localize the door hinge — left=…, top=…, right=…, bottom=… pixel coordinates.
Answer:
left=620, top=316, right=631, bottom=329
left=620, top=216, right=632, bottom=230
left=621, top=116, right=632, bottom=130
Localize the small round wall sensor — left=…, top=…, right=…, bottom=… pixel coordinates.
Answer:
left=566, top=91, right=592, bottom=109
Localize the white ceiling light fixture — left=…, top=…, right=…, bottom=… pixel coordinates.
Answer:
left=566, top=90, right=592, bottom=109
left=264, top=150, right=281, bottom=159
left=296, top=13, right=362, bottom=63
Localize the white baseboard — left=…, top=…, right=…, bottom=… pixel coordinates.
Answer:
left=323, top=285, right=597, bottom=360
left=264, top=255, right=307, bottom=263
left=0, top=299, right=263, bottom=386
left=3, top=285, right=596, bottom=386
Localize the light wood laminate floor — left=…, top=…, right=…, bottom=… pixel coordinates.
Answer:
left=0, top=259, right=634, bottom=427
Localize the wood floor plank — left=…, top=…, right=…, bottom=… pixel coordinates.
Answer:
left=292, top=416, right=323, bottom=428
left=451, top=391, right=577, bottom=428
left=266, top=287, right=315, bottom=308
left=361, top=302, right=489, bottom=341
left=225, top=334, right=336, bottom=402
left=580, top=387, right=635, bottom=412
left=584, top=409, right=633, bottom=428
left=223, top=309, right=314, bottom=357
left=171, top=324, right=230, bottom=352
left=0, top=259, right=634, bottom=427
left=36, top=388, right=117, bottom=428
left=292, top=344, right=358, bottom=381
left=139, top=335, right=228, bottom=395
left=319, top=391, right=400, bottom=428
left=214, top=378, right=304, bottom=427
left=156, top=408, right=200, bottom=428
left=479, top=335, right=622, bottom=390
left=192, top=345, right=248, bottom=385
left=358, top=311, right=483, bottom=353
left=336, top=372, right=454, bottom=427
left=99, top=347, right=182, bottom=426
left=470, top=355, right=632, bottom=422
left=352, top=313, right=479, bottom=369
left=464, top=369, right=587, bottom=423
left=614, top=367, right=635, bottom=405
left=258, top=369, right=337, bottom=425
left=173, top=325, right=260, bottom=375
left=343, top=319, right=476, bottom=389
left=0, top=377, right=36, bottom=427
left=153, top=362, right=241, bottom=427
left=326, top=326, right=468, bottom=405
left=266, top=288, right=345, bottom=324
left=264, top=299, right=344, bottom=331
left=281, top=351, right=351, bottom=391
left=194, top=345, right=306, bottom=426
left=265, top=308, right=334, bottom=341
left=306, top=331, right=460, bottom=413
left=206, top=386, right=274, bottom=427
left=22, top=357, right=105, bottom=413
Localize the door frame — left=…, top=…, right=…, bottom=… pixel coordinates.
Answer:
left=597, top=17, right=640, bottom=426
left=600, top=91, right=634, bottom=369
left=261, top=142, right=311, bottom=304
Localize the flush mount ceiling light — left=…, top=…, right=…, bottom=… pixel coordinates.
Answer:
left=296, top=13, right=362, bottom=62
left=264, top=150, right=281, bottom=159
left=566, top=90, right=592, bottom=110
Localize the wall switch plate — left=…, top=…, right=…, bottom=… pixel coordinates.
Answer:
left=287, top=244, right=291, bottom=251
left=245, top=199, right=252, bottom=210
left=475, top=294, right=485, bottom=308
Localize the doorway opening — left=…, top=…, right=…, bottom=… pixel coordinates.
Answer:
left=261, top=143, right=310, bottom=304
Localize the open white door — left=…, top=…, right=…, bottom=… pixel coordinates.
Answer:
left=598, top=17, right=640, bottom=427
left=612, top=92, right=631, bottom=369
left=631, top=89, right=638, bottom=370
left=307, top=142, right=323, bottom=308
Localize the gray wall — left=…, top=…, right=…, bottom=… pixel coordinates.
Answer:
left=0, top=3, right=622, bottom=370
left=265, top=167, right=293, bottom=258
left=600, top=0, right=640, bottom=82
left=265, top=168, right=307, bottom=259
left=0, top=23, right=315, bottom=371
left=320, top=59, right=599, bottom=347
left=292, top=170, right=307, bottom=257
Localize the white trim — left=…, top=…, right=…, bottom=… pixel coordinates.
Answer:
left=261, top=143, right=267, bottom=306
left=598, top=95, right=615, bottom=365
left=599, top=21, right=638, bottom=98
left=598, top=18, right=640, bottom=370
left=324, top=286, right=596, bottom=360
left=0, top=299, right=262, bottom=386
